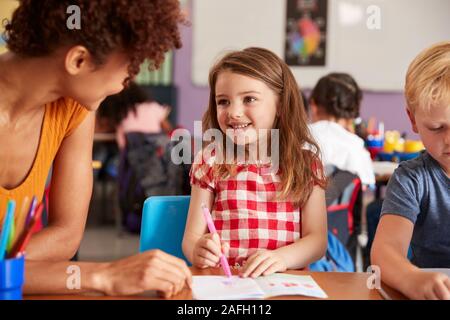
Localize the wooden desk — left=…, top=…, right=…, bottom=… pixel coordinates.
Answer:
left=94, top=133, right=116, bottom=143
left=373, top=161, right=399, bottom=199
left=25, top=267, right=406, bottom=300
left=373, top=161, right=398, bottom=182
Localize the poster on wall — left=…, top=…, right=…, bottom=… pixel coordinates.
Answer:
left=285, top=0, right=328, bottom=66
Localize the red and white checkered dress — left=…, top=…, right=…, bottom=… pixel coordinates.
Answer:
left=190, top=151, right=302, bottom=267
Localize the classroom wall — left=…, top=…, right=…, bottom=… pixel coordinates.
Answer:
left=174, top=23, right=419, bottom=139
left=0, top=1, right=419, bottom=139
left=0, top=0, right=18, bottom=54
left=192, top=0, right=450, bottom=92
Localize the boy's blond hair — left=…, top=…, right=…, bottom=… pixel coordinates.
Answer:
left=405, top=41, right=450, bottom=113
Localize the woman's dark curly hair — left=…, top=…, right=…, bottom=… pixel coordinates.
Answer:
left=3, top=0, right=185, bottom=79
left=310, top=73, right=363, bottom=119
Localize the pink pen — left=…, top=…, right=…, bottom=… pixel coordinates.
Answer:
left=201, top=203, right=232, bottom=279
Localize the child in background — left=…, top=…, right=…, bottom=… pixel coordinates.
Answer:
left=97, top=82, right=171, bottom=150
left=308, top=73, right=375, bottom=186
left=182, top=47, right=328, bottom=278
left=371, top=42, right=450, bottom=300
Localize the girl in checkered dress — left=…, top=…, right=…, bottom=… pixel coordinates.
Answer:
left=182, top=47, right=328, bottom=278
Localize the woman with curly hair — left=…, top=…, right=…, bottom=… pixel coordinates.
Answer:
left=0, top=0, right=191, bottom=297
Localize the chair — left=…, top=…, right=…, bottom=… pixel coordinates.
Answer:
left=325, top=167, right=363, bottom=270
left=119, top=132, right=188, bottom=233
left=139, top=196, right=191, bottom=265
left=326, top=169, right=361, bottom=245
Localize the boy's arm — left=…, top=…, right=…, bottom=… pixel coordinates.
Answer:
left=371, top=214, right=417, bottom=294
left=182, top=185, right=215, bottom=263
left=371, top=214, right=450, bottom=300
left=276, top=185, right=328, bottom=269
left=25, top=112, right=95, bottom=260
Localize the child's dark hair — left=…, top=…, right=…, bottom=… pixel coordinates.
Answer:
left=98, top=82, right=150, bottom=127
left=301, top=91, right=309, bottom=114
left=3, top=0, right=185, bottom=79
left=310, top=73, right=362, bottom=119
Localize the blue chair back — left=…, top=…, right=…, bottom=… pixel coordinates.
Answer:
left=139, top=196, right=191, bottom=265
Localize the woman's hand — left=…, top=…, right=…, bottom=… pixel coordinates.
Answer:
left=192, top=233, right=229, bottom=269
left=404, top=270, right=450, bottom=300
left=240, top=249, right=287, bottom=278
left=96, top=250, right=192, bottom=298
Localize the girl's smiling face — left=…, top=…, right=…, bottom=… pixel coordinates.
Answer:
left=215, top=70, right=279, bottom=146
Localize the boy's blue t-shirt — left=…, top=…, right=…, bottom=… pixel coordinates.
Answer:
left=381, top=151, right=450, bottom=268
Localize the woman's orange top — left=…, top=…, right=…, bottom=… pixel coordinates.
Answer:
left=0, top=98, right=89, bottom=242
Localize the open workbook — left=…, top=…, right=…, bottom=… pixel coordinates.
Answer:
left=192, top=273, right=328, bottom=300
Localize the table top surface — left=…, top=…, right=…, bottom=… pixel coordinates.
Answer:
left=25, top=267, right=407, bottom=300
left=94, top=132, right=116, bottom=142
left=373, top=161, right=399, bottom=183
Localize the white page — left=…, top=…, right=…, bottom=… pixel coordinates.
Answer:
left=192, top=274, right=327, bottom=300
left=256, top=274, right=328, bottom=299
left=192, top=276, right=264, bottom=300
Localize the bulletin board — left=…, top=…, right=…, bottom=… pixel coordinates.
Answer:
left=192, top=0, right=450, bottom=91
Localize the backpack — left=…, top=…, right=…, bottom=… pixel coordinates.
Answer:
left=325, top=166, right=363, bottom=265
left=309, top=231, right=355, bottom=272
left=118, top=132, right=190, bottom=233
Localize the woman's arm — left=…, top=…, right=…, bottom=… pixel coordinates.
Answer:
left=25, top=112, right=95, bottom=260
left=241, top=185, right=328, bottom=277
left=182, top=185, right=215, bottom=263
left=24, top=250, right=192, bottom=297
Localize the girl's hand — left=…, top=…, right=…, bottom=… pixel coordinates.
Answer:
left=404, top=270, right=450, bottom=300
left=240, top=249, right=287, bottom=278
left=193, top=233, right=229, bottom=269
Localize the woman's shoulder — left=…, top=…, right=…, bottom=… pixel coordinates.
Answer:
left=46, top=97, right=88, bottom=117
left=45, top=97, right=90, bottom=137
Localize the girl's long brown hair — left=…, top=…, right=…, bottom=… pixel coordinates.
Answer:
left=203, top=47, right=327, bottom=208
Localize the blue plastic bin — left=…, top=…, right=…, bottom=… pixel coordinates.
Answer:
left=0, top=255, right=25, bottom=300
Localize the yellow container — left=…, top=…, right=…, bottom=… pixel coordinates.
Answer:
left=384, top=131, right=403, bottom=153
left=404, top=140, right=424, bottom=153
left=394, top=139, right=405, bottom=152
left=383, top=139, right=396, bottom=153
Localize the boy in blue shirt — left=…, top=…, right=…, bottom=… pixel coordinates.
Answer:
left=371, top=41, right=450, bottom=300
